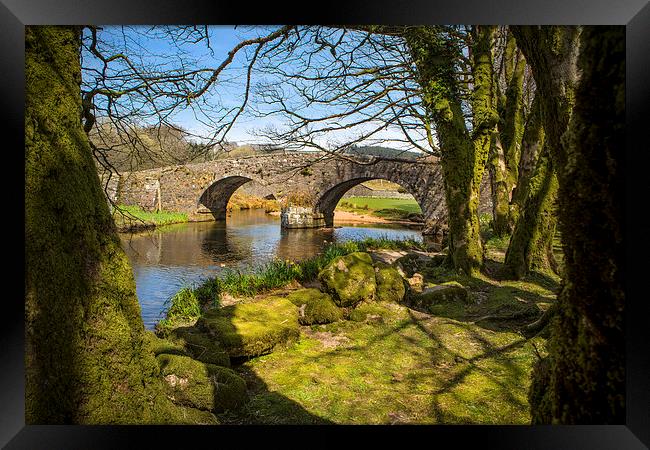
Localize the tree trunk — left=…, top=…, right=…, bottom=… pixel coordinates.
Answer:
left=502, top=146, right=558, bottom=279
left=490, top=31, right=526, bottom=236
left=25, top=26, right=162, bottom=424
left=545, top=25, right=625, bottom=424
left=510, top=93, right=545, bottom=223
left=511, top=26, right=580, bottom=179
left=406, top=26, right=497, bottom=275
left=488, top=131, right=512, bottom=235
left=513, top=25, right=625, bottom=423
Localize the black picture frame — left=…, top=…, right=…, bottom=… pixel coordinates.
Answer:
left=3, top=0, right=648, bottom=448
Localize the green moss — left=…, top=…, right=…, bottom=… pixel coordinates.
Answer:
left=169, top=326, right=231, bottom=367
left=318, top=252, right=377, bottom=307
left=224, top=301, right=539, bottom=424
left=144, top=330, right=190, bottom=358
left=287, top=288, right=343, bottom=325
left=409, top=284, right=471, bottom=313
left=157, top=354, right=248, bottom=413
left=528, top=356, right=553, bottom=424
left=198, top=297, right=300, bottom=358
left=374, top=264, right=407, bottom=303
left=405, top=26, right=495, bottom=276
left=503, top=148, right=559, bottom=279
left=348, top=303, right=394, bottom=323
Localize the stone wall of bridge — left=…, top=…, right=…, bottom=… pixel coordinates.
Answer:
left=100, top=152, right=493, bottom=236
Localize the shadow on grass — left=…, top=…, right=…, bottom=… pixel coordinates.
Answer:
left=218, top=364, right=334, bottom=425
left=229, top=304, right=536, bottom=424
left=412, top=255, right=559, bottom=334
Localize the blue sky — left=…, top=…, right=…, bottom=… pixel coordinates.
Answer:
left=82, top=25, right=429, bottom=152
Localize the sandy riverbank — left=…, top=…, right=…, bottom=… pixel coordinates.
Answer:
left=269, top=209, right=420, bottom=226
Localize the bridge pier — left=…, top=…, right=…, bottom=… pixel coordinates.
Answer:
left=280, top=206, right=326, bottom=229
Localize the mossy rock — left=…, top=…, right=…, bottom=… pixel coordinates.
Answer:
left=169, top=326, right=231, bottom=368
left=348, top=303, right=393, bottom=324
left=149, top=394, right=221, bottom=425
left=375, top=263, right=407, bottom=303
left=409, top=283, right=471, bottom=312
left=144, top=330, right=190, bottom=358
left=286, top=288, right=343, bottom=325
left=156, top=354, right=248, bottom=413
left=318, top=252, right=376, bottom=307
left=197, top=296, right=300, bottom=358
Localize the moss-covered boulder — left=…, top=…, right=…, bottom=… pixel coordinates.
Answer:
left=150, top=395, right=221, bottom=425
left=349, top=303, right=393, bottom=324
left=409, top=282, right=471, bottom=312
left=144, top=330, right=190, bottom=358
left=318, top=252, right=376, bottom=307
left=374, top=264, right=407, bottom=303
left=169, top=326, right=231, bottom=368
left=286, top=288, right=343, bottom=325
left=157, top=354, right=248, bottom=413
left=197, top=297, right=300, bottom=358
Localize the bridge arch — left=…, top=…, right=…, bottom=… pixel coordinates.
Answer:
left=197, top=175, right=273, bottom=220
left=314, top=176, right=427, bottom=227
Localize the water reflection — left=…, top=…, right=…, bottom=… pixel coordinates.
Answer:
left=121, top=209, right=421, bottom=329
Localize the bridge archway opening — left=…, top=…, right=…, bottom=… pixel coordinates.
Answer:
left=315, top=177, right=424, bottom=227
left=198, top=176, right=279, bottom=221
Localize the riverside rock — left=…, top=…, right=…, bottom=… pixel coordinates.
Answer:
left=197, top=297, right=300, bottom=358
left=374, top=263, right=407, bottom=303
left=156, top=354, right=248, bottom=413
left=318, top=252, right=376, bottom=307
left=286, top=288, right=343, bottom=325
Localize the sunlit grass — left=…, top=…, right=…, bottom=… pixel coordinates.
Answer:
left=113, top=204, right=188, bottom=230
left=337, top=197, right=422, bottom=220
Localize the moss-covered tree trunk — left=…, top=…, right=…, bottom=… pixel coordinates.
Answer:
left=407, top=26, right=497, bottom=275
left=502, top=146, right=558, bottom=279
left=511, top=26, right=580, bottom=180
left=25, top=26, right=162, bottom=424
left=510, top=93, right=545, bottom=220
left=489, top=32, right=526, bottom=235
left=515, top=26, right=625, bottom=423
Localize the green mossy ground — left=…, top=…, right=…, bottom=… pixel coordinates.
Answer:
left=191, top=242, right=560, bottom=424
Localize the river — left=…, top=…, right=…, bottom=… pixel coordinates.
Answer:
left=120, top=209, right=422, bottom=329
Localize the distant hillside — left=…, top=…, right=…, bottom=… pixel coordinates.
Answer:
left=342, top=145, right=421, bottom=160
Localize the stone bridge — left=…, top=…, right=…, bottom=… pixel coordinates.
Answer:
left=103, top=152, right=491, bottom=235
